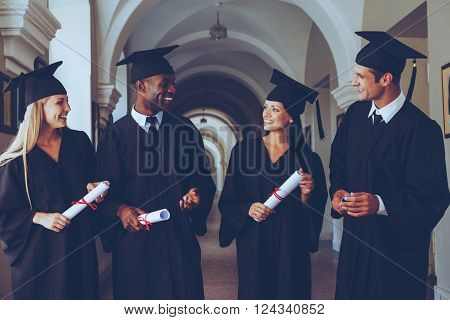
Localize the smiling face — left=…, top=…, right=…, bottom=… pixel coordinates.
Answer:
left=139, top=74, right=176, bottom=111
left=352, top=64, right=385, bottom=102
left=42, top=94, right=70, bottom=129
left=262, top=100, right=293, bottom=131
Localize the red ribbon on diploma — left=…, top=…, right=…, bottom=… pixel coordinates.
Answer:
left=271, top=187, right=285, bottom=201
left=138, top=216, right=152, bottom=231
left=71, top=198, right=98, bottom=211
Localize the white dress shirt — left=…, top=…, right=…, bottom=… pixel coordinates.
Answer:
left=367, top=92, right=406, bottom=216
left=131, top=105, right=163, bottom=133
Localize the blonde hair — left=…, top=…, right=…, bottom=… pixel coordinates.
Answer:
left=0, top=98, right=48, bottom=208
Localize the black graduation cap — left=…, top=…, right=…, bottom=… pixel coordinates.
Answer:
left=267, top=69, right=325, bottom=139
left=2, top=61, right=67, bottom=122
left=355, top=31, right=427, bottom=101
left=116, top=45, right=179, bottom=83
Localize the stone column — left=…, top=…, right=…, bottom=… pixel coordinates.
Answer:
left=97, top=83, right=121, bottom=129
left=329, top=82, right=358, bottom=252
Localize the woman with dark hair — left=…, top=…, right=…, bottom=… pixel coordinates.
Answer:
left=218, top=69, right=327, bottom=299
left=0, top=62, right=104, bottom=299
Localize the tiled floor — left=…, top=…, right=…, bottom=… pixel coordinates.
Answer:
left=198, top=205, right=338, bottom=300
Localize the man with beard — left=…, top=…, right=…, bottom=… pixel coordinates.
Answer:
left=96, top=46, right=215, bottom=299
left=329, top=32, right=449, bottom=299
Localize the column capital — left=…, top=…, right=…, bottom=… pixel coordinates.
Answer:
left=330, top=82, right=359, bottom=111
left=0, top=0, right=61, bottom=75
left=97, top=83, right=121, bottom=128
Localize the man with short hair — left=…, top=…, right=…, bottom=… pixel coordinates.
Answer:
left=330, top=32, right=449, bottom=299
left=96, top=46, right=215, bottom=299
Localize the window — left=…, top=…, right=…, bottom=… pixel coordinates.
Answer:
left=0, top=71, right=18, bottom=134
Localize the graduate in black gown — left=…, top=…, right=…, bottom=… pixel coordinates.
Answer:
left=96, top=46, right=215, bottom=299
left=330, top=32, right=450, bottom=299
left=0, top=62, right=101, bottom=299
left=218, top=69, right=327, bottom=299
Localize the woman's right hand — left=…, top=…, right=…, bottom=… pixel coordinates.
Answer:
left=248, top=202, right=274, bottom=222
left=32, top=212, right=71, bottom=232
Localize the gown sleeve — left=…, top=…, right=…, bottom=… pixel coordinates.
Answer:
left=306, top=152, right=328, bottom=253
left=96, top=126, right=124, bottom=219
left=76, top=131, right=102, bottom=235
left=329, top=105, right=354, bottom=219
left=381, top=119, right=450, bottom=230
left=95, top=126, right=125, bottom=251
left=79, top=131, right=97, bottom=183
left=218, top=142, right=253, bottom=247
left=0, top=159, right=35, bottom=265
left=182, top=120, right=216, bottom=236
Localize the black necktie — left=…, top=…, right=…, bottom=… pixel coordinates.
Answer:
left=146, top=116, right=159, bottom=138
left=373, top=113, right=383, bottom=126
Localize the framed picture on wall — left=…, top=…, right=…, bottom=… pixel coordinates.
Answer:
left=442, top=63, right=450, bottom=138
left=0, top=71, right=18, bottom=134
left=336, top=113, right=345, bottom=130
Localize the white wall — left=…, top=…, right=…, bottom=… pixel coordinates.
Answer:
left=49, top=0, right=92, bottom=138
left=112, top=51, right=128, bottom=122
left=305, top=23, right=338, bottom=241
left=363, top=0, right=426, bottom=31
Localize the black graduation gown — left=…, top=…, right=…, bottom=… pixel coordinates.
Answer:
left=0, top=128, right=99, bottom=299
left=330, top=101, right=450, bottom=299
left=218, top=137, right=327, bottom=299
left=96, top=112, right=215, bottom=300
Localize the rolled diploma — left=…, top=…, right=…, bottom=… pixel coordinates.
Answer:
left=139, top=209, right=171, bottom=224
left=264, top=170, right=302, bottom=210
left=63, top=182, right=110, bottom=219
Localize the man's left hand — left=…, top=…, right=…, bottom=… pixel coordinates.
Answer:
left=339, top=192, right=379, bottom=217
left=179, top=188, right=201, bottom=211
left=86, top=181, right=110, bottom=203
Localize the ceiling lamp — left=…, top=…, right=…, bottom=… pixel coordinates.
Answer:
left=209, top=2, right=227, bottom=41
left=200, top=108, right=207, bottom=124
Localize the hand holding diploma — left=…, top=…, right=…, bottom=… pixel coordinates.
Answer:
left=118, top=206, right=171, bottom=232
left=138, top=209, right=170, bottom=224
left=332, top=189, right=350, bottom=214
left=33, top=212, right=71, bottom=233
left=63, top=181, right=110, bottom=219
left=138, top=209, right=171, bottom=231
left=298, top=168, right=314, bottom=204
left=248, top=203, right=274, bottom=222
left=337, top=192, right=380, bottom=217
left=86, top=181, right=110, bottom=203
left=264, top=169, right=303, bottom=210
left=117, top=205, right=146, bottom=232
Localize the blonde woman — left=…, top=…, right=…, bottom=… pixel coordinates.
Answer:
left=0, top=62, right=101, bottom=299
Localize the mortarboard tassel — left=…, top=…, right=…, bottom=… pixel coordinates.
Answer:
left=315, top=99, right=325, bottom=140
left=406, top=59, right=417, bottom=102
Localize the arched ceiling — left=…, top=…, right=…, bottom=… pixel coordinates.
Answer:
left=97, top=0, right=359, bottom=87
left=124, top=0, right=314, bottom=84
left=119, top=0, right=321, bottom=121
left=172, top=74, right=262, bottom=127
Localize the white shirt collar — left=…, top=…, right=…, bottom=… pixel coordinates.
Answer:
left=367, top=92, right=406, bottom=124
left=131, top=105, right=163, bottom=132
